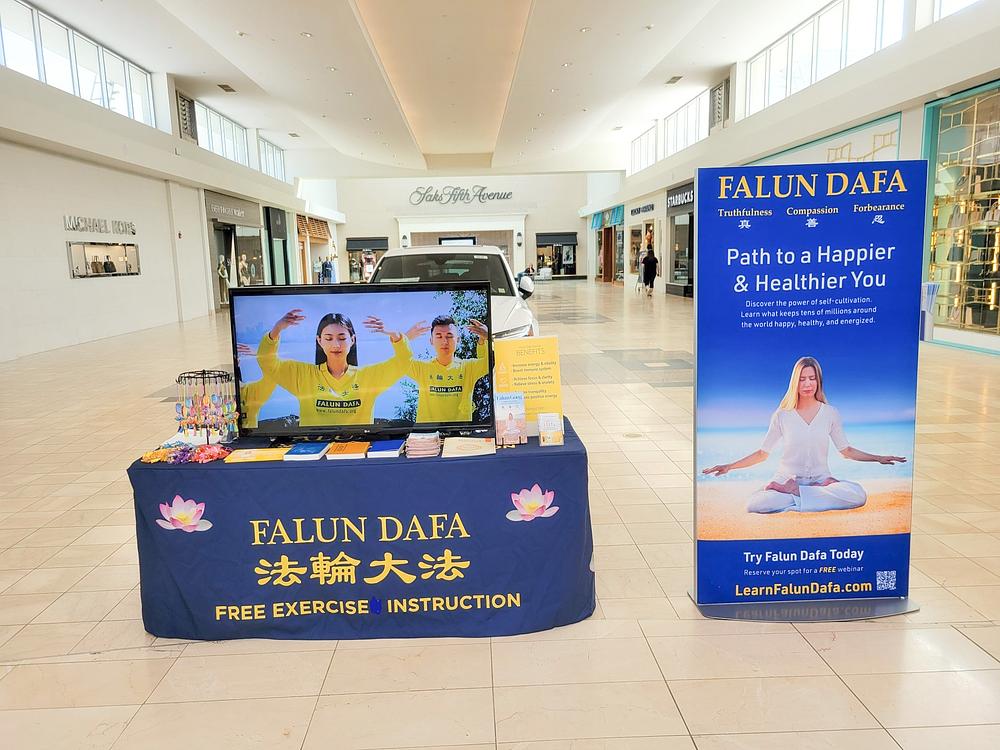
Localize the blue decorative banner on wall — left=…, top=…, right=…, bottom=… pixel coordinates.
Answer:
left=694, top=161, right=926, bottom=605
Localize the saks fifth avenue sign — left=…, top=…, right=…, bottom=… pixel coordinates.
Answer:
left=409, top=185, right=513, bottom=206
left=63, top=215, right=137, bottom=235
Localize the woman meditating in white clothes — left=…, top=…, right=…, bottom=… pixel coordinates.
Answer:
left=702, top=356, right=906, bottom=514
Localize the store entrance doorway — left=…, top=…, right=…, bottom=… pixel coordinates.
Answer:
left=601, top=226, right=615, bottom=282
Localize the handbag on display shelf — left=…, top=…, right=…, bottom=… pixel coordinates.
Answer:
left=947, top=244, right=964, bottom=263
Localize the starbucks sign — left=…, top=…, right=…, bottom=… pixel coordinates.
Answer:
left=409, top=185, right=513, bottom=206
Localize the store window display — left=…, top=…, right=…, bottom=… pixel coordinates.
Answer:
left=535, top=232, right=579, bottom=277
left=68, top=242, right=140, bottom=278
left=927, top=83, right=1000, bottom=335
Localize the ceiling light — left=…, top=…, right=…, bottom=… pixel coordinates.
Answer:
left=328, top=66, right=337, bottom=72
left=300, top=31, right=313, bottom=38
left=288, top=132, right=300, bottom=138
left=612, top=125, right=623, bottom=131
left=582, top=107, right=589, bottom=112
left=665, top=75, right=682, bottom=85
left=561, top=62, right=572, bottom=67
left=236, top=31, right=248, bottom=38
left=579, top=26, right=590, bottom=32
left=530, top=126, right=537, bottom=131
left=525, top=138, right=531, bottom=143
left=550, top=88, right=559, bottom=93
left=345, top=91, right=354, bottom=96
left=644, top=24, right=654, bottom=30
left=217, top=84, right=236, bottom=93
left=363, top=116, right=372, bottom=121
left=537, top=112, right=544, bottom=117
left=382, top=142, right=389, bottom=146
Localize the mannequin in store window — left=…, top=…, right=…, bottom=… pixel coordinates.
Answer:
left=103, top=255, right=117, bottom=274
left=249, top=260, right=258, bottom=284
left=218, top=254, right=230, bottom=303
left=312, top=257, right=322, bottom=284
left=238, top=254, right=250, bottom=286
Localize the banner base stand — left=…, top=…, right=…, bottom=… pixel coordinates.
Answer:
left=688, top=593, right=919, bottom=622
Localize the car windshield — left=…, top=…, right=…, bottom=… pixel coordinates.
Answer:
left=371, top=253, right=514, bottom=296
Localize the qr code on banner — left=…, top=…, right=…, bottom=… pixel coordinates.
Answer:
left=876, top=570, right=897, bottom=591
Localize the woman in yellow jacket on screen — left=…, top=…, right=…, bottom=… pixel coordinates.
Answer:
left=257, top=308, right=424, bottom=426
left=236, top=343, right=276, bottom=429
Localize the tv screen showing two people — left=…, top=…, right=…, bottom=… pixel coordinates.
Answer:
left=230, top=284, right=492, bottom=435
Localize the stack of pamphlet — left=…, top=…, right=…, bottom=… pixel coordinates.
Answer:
left=405, top=432, right=441, bottom=458
left=367, top=439, right=405, bottom=458
left=283, top=442, right=333, bottom=461
left=441, top=437, right=496, bottom=458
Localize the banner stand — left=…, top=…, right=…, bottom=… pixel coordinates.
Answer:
left=688, top=592, right=919, bottom=622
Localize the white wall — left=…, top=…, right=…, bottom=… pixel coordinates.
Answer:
left=166, top=182, right=212, bottom=321
left=329, top=174, right=590, bottom=281
left=0, top=141, right=203, bottom=360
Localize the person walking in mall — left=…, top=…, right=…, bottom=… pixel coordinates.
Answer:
left=701, top=356, right=906, bottom=513
left=640, top=247, right=658, bottom=297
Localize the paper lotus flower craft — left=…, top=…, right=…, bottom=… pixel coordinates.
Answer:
left=507, top=484, right=559, bottom=522
left=156, top=495, right=213, bottom=532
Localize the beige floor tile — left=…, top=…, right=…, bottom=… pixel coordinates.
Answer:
left=70, top=525, right=135, bottom=546
left=0, top=569, right=28, bottom=592
left=845, top=670, right=1000, bottom=727
left=625, top=521, right=690, bottom=544
left=910, top=535, right=963, bottom=559
left=113, top=696, right=314, bottom=750
left=103, top=588, right=142, bottom=620
left=32, top=589, right=130, bottom=623
left=181, top=637, right=338, bottom=657
left=0, top=592, right=61, bottom=625
left=650, top=632, right=830, bottom=679
left=593, top=544, right=648, bottom=569
left=804, top=627, right=999, bottom=673
left=600, top=597, right=678, bottom=619
left=0, top=659, right=172, bottom=708
left=70, top=619, right=156, bottom=655
left=494, top=618, right=642, bottom=642
left=495, top=681, right=686, bottom=742
left=3, top=566, right=91, bottom=595
left=305, top=688, right=495, bottom=750
left=616, top=505, right=675, bottom=523
left=957, top=624, right=1000, bottom=659
left=70, top=564, right=139, bottom=592
left=0, top=546, right=61, bottom=570
left=493, top=637, right=661, bottom=686
left=641, top=619, right=793, bottom=637
left=938, top=533, right=1000, bottom=557
left=670, top=676, right=878, bottom=734
left=692, top=729, right=899, bottom=750
left=596, top=569, right=664, bottom=598
left=0, top=706, right=138, bottom=750
left=890, top=725, right=1000, bottom=750
left=499, top=740, right=694, bottom=750
left=323, top=643, right=491, bottom=693
left=638, top=542, right=692, bottom=567
left=148, top=650, right=333, bottom=702
left=592, top=523, right=634, bottom=546
left=904, top=587, right=989, bottom=623
left=952, top=585, right=1000, bottom=619
left=0, top=622, right=94, bottom=662
left=913, top=557, right=1000, bottom=586
left=14, top=526, right=87, bottom=548
left=38, top=544, right=119, bottom=568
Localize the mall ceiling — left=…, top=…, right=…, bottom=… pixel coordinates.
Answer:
left=36, top=0, right=828, bottom=176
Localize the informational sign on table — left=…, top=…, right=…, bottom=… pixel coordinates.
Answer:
left=493, top=337, right=562, bottom=431
left=694, top=161, right=925, bottom=606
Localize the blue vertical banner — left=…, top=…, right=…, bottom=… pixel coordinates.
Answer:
left=694, top=161, right=926, bottom=605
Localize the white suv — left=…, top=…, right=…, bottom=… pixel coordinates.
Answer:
left=369, top=245, right=540, bottom=339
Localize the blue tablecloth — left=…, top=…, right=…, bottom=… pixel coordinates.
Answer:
left=127, top=421, right=594, bottom=640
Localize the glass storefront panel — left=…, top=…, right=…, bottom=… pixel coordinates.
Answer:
left=928, top=85, right=1000, bottom=335
left=670, top=213, right=692, bottom=284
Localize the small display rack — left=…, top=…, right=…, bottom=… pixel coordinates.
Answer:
left=175, top=369, right=239, bottom=445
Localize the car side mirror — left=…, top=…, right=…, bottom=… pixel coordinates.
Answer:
left=518, top=275, right=534, bottom=299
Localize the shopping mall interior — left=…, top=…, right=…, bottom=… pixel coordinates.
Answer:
left=2, top=1, right=1000, bottom=748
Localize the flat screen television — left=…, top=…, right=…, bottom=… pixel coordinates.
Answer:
left=229, top=282, right=494, bottom=440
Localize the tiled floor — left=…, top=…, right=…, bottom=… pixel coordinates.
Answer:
left=1, top=280, right=999, bottom=749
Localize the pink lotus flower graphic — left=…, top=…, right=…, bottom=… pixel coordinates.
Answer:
left=507, top=484, right=559, bottom=522
left=156, top=495, right=212, bottom=532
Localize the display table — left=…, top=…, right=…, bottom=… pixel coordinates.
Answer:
left=127, top=420, right=594, bottom=640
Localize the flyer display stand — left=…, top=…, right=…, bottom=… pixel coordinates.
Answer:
left=692, top=161, right=925, bottom=621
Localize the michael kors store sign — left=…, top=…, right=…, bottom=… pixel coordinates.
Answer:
left=409, top=185, right=513, bottom=206
left=63, top=215, right=137, bottom=235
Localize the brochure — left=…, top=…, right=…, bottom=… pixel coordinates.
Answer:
left=537, top=413, right=565, bottom=447
left=224, top=447, right=291, bottom=463
left=325, top=442, right=371, bottom=460
left=283, top=442, right=333, bottom=461
left=442, top=437, right=497, bottom=458
left=494, top=392, right=527, bottom=446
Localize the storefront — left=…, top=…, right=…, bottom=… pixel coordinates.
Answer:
left=924, top=79, right=1000, bottom=351
left=264, top=206, right=290, bottom=286
left=624, top=192, right=666, bottom=291
left=590, top=205, right=625, bottom=283
left=296, top=214, right=336, bottom=284
left=534, top=232, right=581, bottom=278
left=346, top=236, right=389, bottom=282
left=665, top=182, right=695, bottom=297
left=205, top=190, right=265, bottom=309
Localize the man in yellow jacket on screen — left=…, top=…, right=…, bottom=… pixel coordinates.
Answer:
left=408, top=316, right=490, bottom=424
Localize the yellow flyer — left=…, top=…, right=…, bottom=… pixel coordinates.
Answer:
left=492, top=337, right=562, bottom=433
